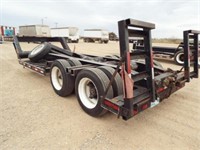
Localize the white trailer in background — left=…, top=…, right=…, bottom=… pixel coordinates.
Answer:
left=19, top=25, right=51, bottom=37
left=50, top=27, right=79, bottom=43
left=83, top=29, right=109, bottom=43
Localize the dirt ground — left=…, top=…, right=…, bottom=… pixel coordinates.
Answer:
left=0, top=41, right=200, bottom=150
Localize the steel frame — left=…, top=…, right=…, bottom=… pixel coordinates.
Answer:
left=184, top=30, right=200, bottom=82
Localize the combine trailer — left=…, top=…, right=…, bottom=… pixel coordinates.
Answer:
left=13, top=18, right=199, bottom=120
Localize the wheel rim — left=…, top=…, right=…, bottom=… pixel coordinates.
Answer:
left=176, top=53, right=184, bottom=64
left=51, top=66, right=63, bottom=90
left=31, top=44, right=45, bottom=55
left=78, top=78, right=99, bottom=109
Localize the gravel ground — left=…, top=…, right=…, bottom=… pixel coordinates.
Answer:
left=0, top=41, right=200, bottom=150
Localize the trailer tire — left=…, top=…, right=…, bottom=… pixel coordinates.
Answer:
left=99, top=40, right=103, bottom=44
left=75, top=68, right=114, bottom=117
left=50, top=59, right=75, bottom=97
left=84, top=38, right=89, bottom=43
left=104, top=40, right=109, bottom=44
left=174, top=50, right=184, bottom=65
left=67, top=59, right=82, bottom=66
left=28, top=42, right=51, bottom=62
left=98, top=66, right=123, bottom=97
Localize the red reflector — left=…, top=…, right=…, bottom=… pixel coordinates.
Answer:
left=142, top=104, right=148, bottom=110
left=104, top=100, right=119, bottom=111
left=157, top=87, right=164, bottom=93
left=133, top=110, right=138, bottom=115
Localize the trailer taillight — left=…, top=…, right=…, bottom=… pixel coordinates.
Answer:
left=104, top=100, right=119, bottom=111
left=157, top=87, right=164, bottom=93
left=133, top=109, right=138, bottom=115
left=142, top=103, right=148, bottom=110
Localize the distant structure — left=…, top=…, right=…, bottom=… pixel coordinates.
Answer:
left=51, top=27, right=79, bottom=43
left=83, top=29, right=109, bottom=44
left=0, top=26, right=16, bottom=41
left=19, top=25, right=51, bottom=37
left=109, top=32, right=118, bottom=41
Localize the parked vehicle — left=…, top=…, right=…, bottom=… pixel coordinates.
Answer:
left=133, top=37, right=200, bottom=65
left=83, top=29, right=109, bottom=43
left=109, top=32, right=118, bottom=41
left=152, top=42, right=200, bottom=65
left=0, top=26, right=16, bottom=41
left=13, top=18, right=199, bottom=120
left=51, top=27, right=79, bottom=43
left=19, top=25, right=51, bottom=37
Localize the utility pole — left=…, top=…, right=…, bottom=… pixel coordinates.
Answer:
left=41, top=17, right=47, bottom=25
left=55, top=22, right=58, bottom=28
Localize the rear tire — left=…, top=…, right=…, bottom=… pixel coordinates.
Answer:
left=98, top=40, right=103, bottom=44
left=84, top=38, right=89, bottom=43
left=50, top=59, right=75, bottom=97
left=174, top=50, right=184, bottom=65
left=75, top=68, right=113, bottom=117
left=28, top=42, right=51, bottom=62
left=104, top=40, right=109, bottom=44
left=98, top=66, right=123, bottom=97
left=67, top=59, right=82, bottom=66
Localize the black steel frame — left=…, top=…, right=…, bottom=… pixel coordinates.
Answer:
left=183, top=30, right=200, bottom=82
left=116, top=19, right=156, bottom=120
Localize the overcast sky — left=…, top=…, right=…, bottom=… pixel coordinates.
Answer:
left=1, top=0, right=199, bottom=38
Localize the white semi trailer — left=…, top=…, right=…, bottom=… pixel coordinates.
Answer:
left=19, top=25, right=51, bottom=37
left=50, top=27, right=79, bottom=43
left=83, top=29, right=109, bottom=43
